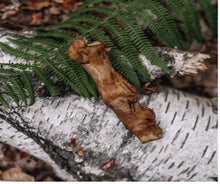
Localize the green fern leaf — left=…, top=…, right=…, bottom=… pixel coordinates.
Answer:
left=7, top=38, right=50, bottom=55
left=20, top=72, right=35, bottom=105
left=0, top=92, right=10, bottom=109
left=32, top=66, right=57, bottom=97
left=2, top=83, right=19, bottom=107
left=38, top=30, right=76, bottom=41
left=196, top=0, right=217, bottom=37
left=0, top=42, right=36, bottom=60
left=10, top=77, right=28, bottom=106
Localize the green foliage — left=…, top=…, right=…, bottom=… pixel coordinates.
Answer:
left=0, top=0, right=217, bottom=108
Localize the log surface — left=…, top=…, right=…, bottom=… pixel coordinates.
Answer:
left=0, top=87, right=217, bottom=181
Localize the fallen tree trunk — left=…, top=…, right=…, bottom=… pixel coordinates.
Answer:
left=0, top=32, right=217, bottom=181
left=0, top=87, right=217, bottom=181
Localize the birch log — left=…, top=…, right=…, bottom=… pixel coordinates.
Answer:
left=0, top=32, right=217, bottom=181
left=0, top=87, right=217, bottom=181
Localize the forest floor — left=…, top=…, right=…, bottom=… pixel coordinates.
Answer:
left=0, top=0, right=217, bottom=181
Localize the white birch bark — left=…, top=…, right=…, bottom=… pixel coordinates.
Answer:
left=0, top=87, right=217, bottom=181
left=0, top=32, right=217, bottom=181
left=0, top=32, right=209, bottom=79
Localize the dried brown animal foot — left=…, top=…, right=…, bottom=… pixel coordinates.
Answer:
left=68, top=38, right=162, bottom=143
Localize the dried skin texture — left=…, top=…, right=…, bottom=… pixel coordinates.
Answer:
left=68, top=38, right=162, bottom=143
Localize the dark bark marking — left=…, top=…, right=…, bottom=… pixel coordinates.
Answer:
left=158, top=146, right=164, bottom=154
left=205, top=116, right=211, bottom=131
left=66, top=102, right=71, bottom=111
left=116, top=120, right=121, bottom=126
left=168, top=176, right=173, bottom=181
left=150, top=145, right=156, bottom=153
left=180, top=133, right=189, bottom=149
left=187, top=165, right=196, bottom=175
left=164, top=157, right=170, bottom=164
left=156, top=159, right=164, bottom=167
left=152, top=158, right=157, bottom=163
left=165, top=102, right=170, bottom=113
left=177, top=161, right=184, bottom=168
left=206, top=101, right=210, bottom=107
left=171, top=128, right=181, bottom=144
left=10, top=135, right=15, bottom=139
left=212, top=104, right=218, bottom=114
left=181, top=112, right=186, bottom=121
left=81, top=114, right=87, bottom=123
left=34, top=109, right=38, bottom=114
left=50, top=98, right=55, bottom=106
left=168, top=162, right=175, bottom=169
left=201, top=105, right=205, bottom=117
left=157, top=120, right=161, bottom=126
left=192, top=115, right=199, bottom=130
left=177, top=92, right=180, bottom=101
left=164, top=90, right=168, bottom=102
left=187, top=173, right=197, bottom=180
left=201, top=146, right=208, bottom=158
left=119, top=131, right=133, bottom=148
left=171, top=111, right=177, bottom=124
left=211, top=121, right=218, bottom=129
left=55, top=100, right=61, bottom=109
left=185, top=100, right=189, bottom=109
left=207, top=151, right=216, bottom=165
left=164, top=145, right=169, bottom=152
left=196, top=98, right=200, bottom=107
left=145, top=94, right=151, bottom=106
left=178, top=167, right=190, bottom=176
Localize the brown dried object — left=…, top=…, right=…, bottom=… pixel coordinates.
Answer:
left=101, top=160, right=114, bottom=171
left=68, top=38, right=162, bottom=143
left=75, top=147, right=85, bottom=157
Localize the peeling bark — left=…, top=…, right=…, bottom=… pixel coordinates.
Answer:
left=0, top=32, right=209, bottom=79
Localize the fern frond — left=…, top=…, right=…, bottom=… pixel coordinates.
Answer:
left=32, top=66, right=57, bottom=96
left=38, top=30, right=76, bottom=41
left=0, top=92, right=10, bottom=109
left=7, top=38, right=50, bottom=55
left=196, top=0, right=217, bottom=37
left=135, top=0, right=185, bottom=49
left=68, top=0, right=123, bottom=16
left=20, top=72, right=35, bottom=105
left=54, top=50, right=98, bottom=98
left=1, top=63, right=32, bottom=70
left=10, top=77, right=28, bottom=106
left=38, top=56, right=89, bottom=97
left=109, top=49, right=141, bottom=89
left=2, top=83, right=19, bottom=107
left=0, top=42, right=36, bottom=60
left=167, top=0, right=202, bottom=44
left=182, top=0, right=202, bottom=42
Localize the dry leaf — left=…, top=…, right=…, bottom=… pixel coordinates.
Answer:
left=0, top=3, right=6, bottom=8
left=2, top=165, right=34, bottom=181
left=22, top=1, right=50, bottom=11
left=31, top=13, right=42, bottom=23
left=53, top=0, right=64, bottom=3
left=49, top=6, right=61, bottom=15
left=1, top=10, right=17, bottom=20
